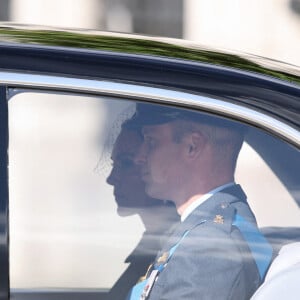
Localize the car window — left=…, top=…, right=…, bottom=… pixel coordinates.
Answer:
left=237, top=140, right=299, bottom=227
left=8, top=89, right=300, bottom=299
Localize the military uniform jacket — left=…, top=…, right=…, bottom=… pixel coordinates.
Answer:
left=148, top=184, right=263, bottom=300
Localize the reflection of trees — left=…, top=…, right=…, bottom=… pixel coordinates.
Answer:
left=0, top=26, right=299, bottom=84
left=290, top=0, right=300, bottom=15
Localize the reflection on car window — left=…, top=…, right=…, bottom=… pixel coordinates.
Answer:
left=9, top=91, right=300, bottom=299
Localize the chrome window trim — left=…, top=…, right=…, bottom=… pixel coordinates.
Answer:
left=1, top=71, right=300, bottom=147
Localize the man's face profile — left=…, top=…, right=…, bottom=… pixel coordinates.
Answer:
left=137, top=122, right=186, bottom=201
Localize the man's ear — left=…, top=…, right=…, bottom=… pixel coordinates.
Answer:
left=185, top=131, right=206, bottom=159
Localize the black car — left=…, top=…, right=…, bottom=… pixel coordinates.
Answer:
left=0, top=25, right=299, bottom=300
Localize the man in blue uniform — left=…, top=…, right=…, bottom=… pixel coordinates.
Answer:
left=126, top=104, right=272, bottom=300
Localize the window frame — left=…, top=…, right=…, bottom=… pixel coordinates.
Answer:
left=0, top=85, right=9, bottom=300
left=2, top=71, right=300, bottom=147
left=2, top=71, right=300, bottom=299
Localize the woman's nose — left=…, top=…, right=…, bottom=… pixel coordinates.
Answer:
left=106, top=167, right=119, bottom=185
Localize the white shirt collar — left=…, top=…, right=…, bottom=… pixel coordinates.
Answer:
left=180, top=182, right=235, bottom=222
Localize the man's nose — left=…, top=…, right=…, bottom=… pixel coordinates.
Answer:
left=134, top=142, right=147, bottom=165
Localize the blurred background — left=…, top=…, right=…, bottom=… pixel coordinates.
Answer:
left=0, top=0, right=300, bottom=65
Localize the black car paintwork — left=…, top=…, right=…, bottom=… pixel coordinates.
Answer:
left=0, top=27, right=299, bottom=83
left=0, top=43, right=300, bottom=131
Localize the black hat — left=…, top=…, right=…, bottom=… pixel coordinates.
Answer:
left=129, top=103, right=245, bottom=132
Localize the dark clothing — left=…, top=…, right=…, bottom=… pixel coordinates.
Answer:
left=107, top=206, right=179, bottom=300
left=106, top=232, right=157, bottom=300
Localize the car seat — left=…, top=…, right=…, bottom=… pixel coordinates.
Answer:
left=250, top=242, right=300, bottom=300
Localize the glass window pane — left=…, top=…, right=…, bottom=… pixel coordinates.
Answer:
left=9, top=91, right=144, bottom=292
left=9, top=92, right=300, bottom=299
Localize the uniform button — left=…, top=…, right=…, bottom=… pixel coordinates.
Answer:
left=220, top=202, right=228, bottom=209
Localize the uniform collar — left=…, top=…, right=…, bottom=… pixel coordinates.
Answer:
left=158, top=184, right=248, bottom=253
left=180, top=182, right=235, bottom=222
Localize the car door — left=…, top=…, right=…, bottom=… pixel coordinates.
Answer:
left=0, top=41, right=300, bottom=300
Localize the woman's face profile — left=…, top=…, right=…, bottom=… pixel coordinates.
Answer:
left=107, top=128, right=157, bottom=216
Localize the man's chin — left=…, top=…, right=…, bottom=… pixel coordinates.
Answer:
left=145, top=185, right=165, bottom=201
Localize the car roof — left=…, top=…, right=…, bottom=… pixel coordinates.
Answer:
left=0, top=23, right=299, bottom=81
left=0, top=23, right=299, bottom=132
